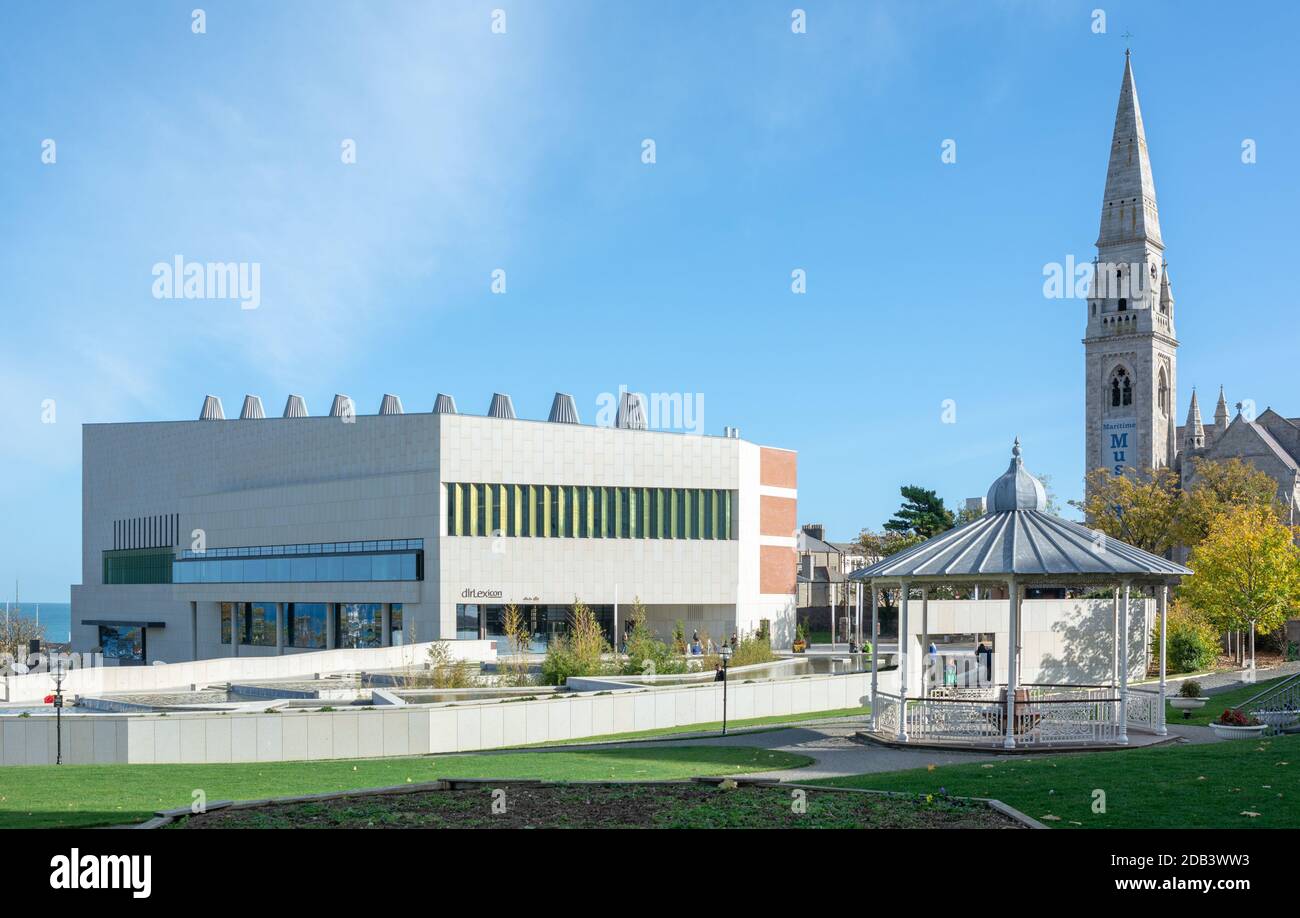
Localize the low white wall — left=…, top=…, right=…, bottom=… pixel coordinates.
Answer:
left=0, top=671, right=870, bottom=766
left=1, top=640, right=497, bottom=703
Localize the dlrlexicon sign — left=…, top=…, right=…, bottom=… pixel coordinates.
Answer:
left=49, top=849, right=152, bottom=899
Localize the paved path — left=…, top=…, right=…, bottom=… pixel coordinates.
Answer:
left=548, top=716, right=1224, bottom=782
left=1160, top=661, right=1300, bottom=696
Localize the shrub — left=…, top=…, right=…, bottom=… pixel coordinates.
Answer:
left=620, top=599, right=686, bottom=677
left=1178, top=679, right=1202, bottom=698
left=541, top=599, right=613, bottom=685
left=496, top=603, right=536, bottom=687
left=727, top=631, right=776, bottom=668
left=423, top=641, right=480, bottom=688
left=1152, top=601, right=1219, bottom=674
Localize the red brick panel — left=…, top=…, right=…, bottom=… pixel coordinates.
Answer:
left=760, top=495, right=797, bottom=537
left=759, top=545, right=797, bottom=595
left=759, top=448, right=797, bottom=489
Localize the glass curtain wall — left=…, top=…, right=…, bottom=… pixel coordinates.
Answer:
left=462, top=603, right=616, bottom=651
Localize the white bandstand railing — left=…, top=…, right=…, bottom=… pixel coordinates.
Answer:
left=874, top=683, right=1135, bottom=747
left=1124, top=687, right=1163, bottom=733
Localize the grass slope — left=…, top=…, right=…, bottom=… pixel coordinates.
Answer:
left=1166, top=675, right=1289, bottom=726
left=515, top=705, right=869, bottom=747
left=0, top=746, right=810, bottom=829
left=815, top=733, right=1300, bottom=828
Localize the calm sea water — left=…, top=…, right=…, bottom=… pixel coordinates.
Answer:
left=4, top=602, right=71, bottom=643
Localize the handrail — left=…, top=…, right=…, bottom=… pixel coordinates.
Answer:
left=1241, top=671, right=1300, bottom=710
left=900, top=695, right=1120, bottom=705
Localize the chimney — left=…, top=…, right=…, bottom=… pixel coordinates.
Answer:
left=487, top=393, right=516, bottom=419
left=547, top=393, right=580, bottom=424
left=802, top=523, right=826, bottom=542
left=282, top=394, right=309, bottom=418
left=378, top=394, right=404, bottom=415
left=615, top=391, right=647, bottom=430
left=199, top=395, right=225, bottom=421
left=329, top=394, right=355, bottom=419
left=239, top=395, right=266, bottom=419
left=432, top=393, right=458, bottom=415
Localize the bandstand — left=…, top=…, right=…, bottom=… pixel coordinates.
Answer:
left=850, top=440, right=1191, bottom=750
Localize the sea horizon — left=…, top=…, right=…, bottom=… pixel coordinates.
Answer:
left=3, top=601, right=72, bottom=644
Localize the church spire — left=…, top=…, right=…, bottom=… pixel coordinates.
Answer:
left=1214, top=386, right=1230, bottom=432
left=1185, top=388, right=1204, bottom=450
left=1098, top=53, right=1162, bottom=250
left=1159, top=263, right=1174, bottom=314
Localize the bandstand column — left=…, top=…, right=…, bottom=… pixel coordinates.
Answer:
left=1119, top=580, right=1131, bottom=744
left=1004, top=577, right=1019, bottom=750
left=869, top=583, right=880, bottom=731
left=897, top=580, right=910, bottom=742
left=1158, top=584, right=1169, bottom=736
left=1111, top=586, right=1120, bottom=688
left=920, top=588, right=930, bottom=696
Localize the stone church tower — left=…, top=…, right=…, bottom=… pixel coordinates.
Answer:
left=1083, top=52, right=1178, bottom=478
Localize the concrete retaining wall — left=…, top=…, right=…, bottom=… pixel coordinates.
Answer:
left=1, top=640, right=496, bottom=703
left=0, top=671, right=870, bottom=766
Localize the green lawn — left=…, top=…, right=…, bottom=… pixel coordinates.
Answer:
left=0, top=746, right=811, bottom=829
left=515, top=705, right=869, bottom=747
left=1166, top=675, right=1288, bottom=726
left=814, top=733, right=1300, bottom=828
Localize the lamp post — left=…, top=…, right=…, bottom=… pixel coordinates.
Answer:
left=51, top=656, right=67, bottom=765
left=719, top=642, right=733, bottom=736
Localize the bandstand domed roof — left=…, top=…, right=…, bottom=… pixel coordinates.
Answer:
left=851, top=440, right=1192, bottom=583
left=986, top=437, right=1047, bottom=512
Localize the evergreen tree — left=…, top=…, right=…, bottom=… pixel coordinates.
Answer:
left=883, top=485, right=955, bottom=538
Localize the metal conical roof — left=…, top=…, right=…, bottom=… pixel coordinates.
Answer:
left=199, top=395, right=225, bottom=420
left=851, top=440, right=1192, bottom=582
left=329, top=394, right=355, bottom=418
left=548, top=392, right=580, bottom=424
left=616, top=391, right=647, bottom=430
left=282, top=394, right=309, bottom=418
left=985, top=437, right=1047, bottom=512
left=487, top=393, right=516, bottom=419
left=433, top=393, right=458, bottom=415
left=239, top=395, right=266, bottom=419
left=378, top=394, right=404, bottom=415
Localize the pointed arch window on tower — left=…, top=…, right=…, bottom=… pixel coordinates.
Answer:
left=1109, top=367, right=1132, bottom=409
left=1158, top=369, right=1169, bottom=417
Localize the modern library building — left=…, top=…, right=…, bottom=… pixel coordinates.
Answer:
left=71, top=391, right=799, bottom=663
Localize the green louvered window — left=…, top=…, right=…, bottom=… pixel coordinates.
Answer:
left=103, top=547, right=175, bottom=584
left=443, top=483, right=737, bottom=540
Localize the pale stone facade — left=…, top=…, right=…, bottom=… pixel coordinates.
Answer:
left=1083, top=53, right=1179, bottom=480
left=1083, top=56, right=1300, bottom=523
left=70, top=397, right=798, bottom=663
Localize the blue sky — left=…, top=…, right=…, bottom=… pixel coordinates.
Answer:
left=2, top=1, right=1298, bottom=600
